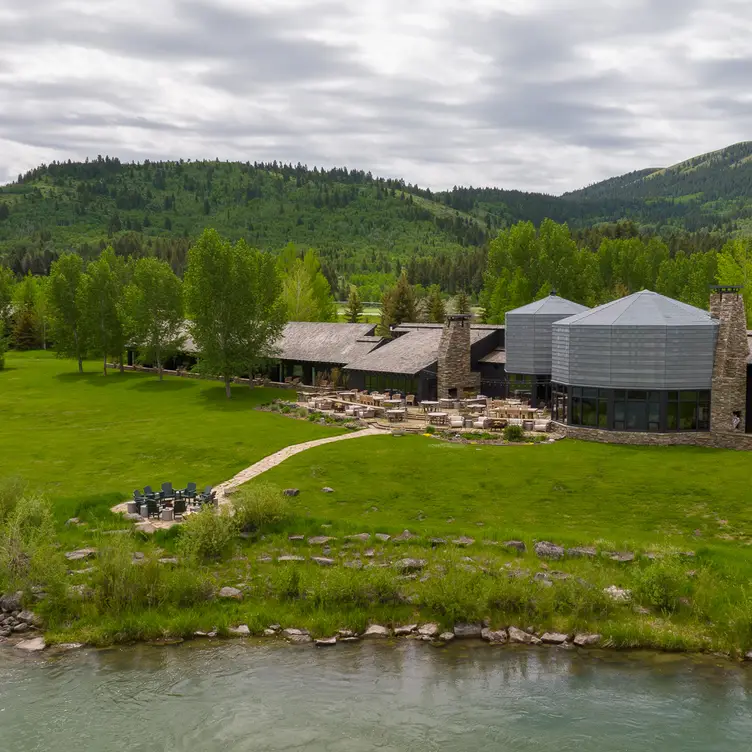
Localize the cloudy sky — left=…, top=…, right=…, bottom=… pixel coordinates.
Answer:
left=0, top=0, right=750, bottom=193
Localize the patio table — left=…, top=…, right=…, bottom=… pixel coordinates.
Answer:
left=386, top=409, right=406, bottom=422
left=420, top=401, right=440, bottom=412
left=382, top=399, right=403, bottom=408
left=428, top=411, right=449, bottom=425
left=438, top=398, right=457, bottom=410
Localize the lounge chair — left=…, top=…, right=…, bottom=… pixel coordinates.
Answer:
left=184, top=482, right=197, bottom=500
left=199, top=486, right=214, bottom=505
left=143, top=485, right=156, bottom=499
left=161, top=482, right=174, bottom=499
left=173, top=497, right=187, bottom=519
left=133, top=489, right=144, bottom=502
left=405, top=394, right=415, bottom=406
left=450, top=416, right=465, bottom=429
left=146, top=497, right=160, bottom=518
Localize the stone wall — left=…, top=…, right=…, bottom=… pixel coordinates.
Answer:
left=710, top=291, right=748, bottom=434
left=555, top=423, right=752, bottom=451
left=437, top=317, right=481, bottom=399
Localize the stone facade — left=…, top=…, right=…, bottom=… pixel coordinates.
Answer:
left=437, top=315, right=481, bottom=399
left=710, top=291, right=748, bottom=434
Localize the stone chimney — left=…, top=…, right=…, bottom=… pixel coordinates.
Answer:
left=437, top=315, right=481, bottom=399
left=710, top=288, right=747, bottom=433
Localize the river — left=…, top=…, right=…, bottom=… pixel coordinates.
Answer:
left=1, top=641, right=751, bottom=751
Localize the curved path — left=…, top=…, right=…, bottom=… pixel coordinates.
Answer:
left=215, top=427, right=385, bottom=505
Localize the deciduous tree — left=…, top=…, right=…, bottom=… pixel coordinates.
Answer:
left=48, top=254, right=88, bottom=372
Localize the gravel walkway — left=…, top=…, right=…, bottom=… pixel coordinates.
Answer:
left=215, top=427, right=384, bottom=506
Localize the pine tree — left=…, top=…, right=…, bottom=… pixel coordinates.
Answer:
left=344, top=286, right=364, bottom=323
left=390, top=270, right=417, bottom=325
left=427, top=286, right=446, bottom=323
left=454, top=290, right=470, bottom=314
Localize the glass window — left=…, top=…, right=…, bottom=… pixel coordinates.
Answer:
left=698, top=403, right=710, bottom=431
left=648, top=401, right=660, bottom=431
left=571, top=395, right=582, bottom=425
left=628, top=390, right=647, bottom=401
left=627, top=401, right=647, bottom=431
left=581, top=396, right=598, bottom=427
left=668, top=391, right=678, bottom=401
left=614, top=398, right=625, bottom=431
left=679, top=401, right=697, bottom=431
left=667, top=402, right=678, bottom=431
left=598, top=398, right=608, bottom=428
left=681, top=391, right=698, bottom=402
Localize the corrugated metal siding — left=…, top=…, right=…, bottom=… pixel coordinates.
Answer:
left=552, top=323, right=717, bottom=388
left=507, top=312, right=570, bottom=375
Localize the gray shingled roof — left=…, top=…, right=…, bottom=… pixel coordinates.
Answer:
left=556, top=290, right=717, bottom=327
left=479, top=348, right=506, bottom=364
left=345, top=325, right=500, bottom=375
left=507, top=293, right=589, bottom=317
left=274, top=322, right=380, bottom=363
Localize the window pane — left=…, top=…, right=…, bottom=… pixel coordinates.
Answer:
left=583, top=388, right=598, bottom=398
left=681, top=391, right=698, bottom=402
left=614, top=421, right=625, bottom=430
left=571, top=397, right=582, bottom=425
left=648, top=401, right=660, bottom=429
left=598, top=399, right=608, bottom=428
left=699, top=390, right=710, bottom=405
left=614, top=390, right=626, bottom=399
left=614, top=400, right=625, bottom=424
left=698, top=404, right=710, bottom=431
left=668, top=391, right=678, bottom=401
left=679, top=401, right=697, bottom=430
left=627, top=401, right=647, bottom=431
left=582, top=397, right=598, bottom=427
left=667, top=402, right=678, bottom=430
left=628, top=390, right=647, bottom=401
left=649, top=391, right=661, bottom=402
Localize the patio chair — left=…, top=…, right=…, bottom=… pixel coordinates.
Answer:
left=133, top=489, right=145, bottom=502
left=161, top=482, right=174, bottom=500
left=146, top=497, right=160, bottom=518
left=173, top=497, right=187, bottom=519
left=143, top=485, right=156, bottom=499
left=450, top=415, right=465, bottom=429
left=405, top=394, right=415, bottom=406
left=199, top=486, right=214, bottom=504
left=534, top=419, right=551, bottom=432
left=184, top=482, right=197, bottom=500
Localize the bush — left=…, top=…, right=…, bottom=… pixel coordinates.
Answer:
left=0, top=493, right=57, bottom=584
left=633, top=557, right=688, bottom=613
left=0, top=321, right=7, bottom=370
left=232, top=483, right=290, bottom=533
left=177, top=506, right=237, bottom=560
left=297, top=408, right=308, bottom=419
left=269, top=403, right=281, bottom=412
left=425, top=425, right=436, bottom=435
left=503, top=424, right=524, bottom=442
left=0, top=477, right=25, bottom=525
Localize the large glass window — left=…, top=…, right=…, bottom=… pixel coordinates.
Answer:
left=581, top=388, right=598, bottom=427
left=365, top=374, right=418, bottom=396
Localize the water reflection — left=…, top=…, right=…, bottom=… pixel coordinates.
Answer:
left=1, top=642, right=751, bottom=751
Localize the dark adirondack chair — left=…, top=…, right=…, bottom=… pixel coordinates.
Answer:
left=173, top=497, right=187, bottom=519
left=199, top=486, right=214, bottom=505
left=144, top=485, right=156, bottom=499
left=133, top=489, right=144, bottom=502
left=184, top=482, right=197, bottom=500
left=161, top=482, right=174, bottom=500
left=147, top=497, right=160, bottom=518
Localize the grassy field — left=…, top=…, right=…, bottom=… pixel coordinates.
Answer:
left=0, top=351, right=343, bottom=520
left=4, top=352, right=752, bottom=655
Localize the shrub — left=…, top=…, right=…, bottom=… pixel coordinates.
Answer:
left=0, top=477, right=24, bottom=525
left=633, top=557, right=688, bottom=613
left=297, top=407, right=308, bottom=419
left=0, top=493, right=57, bottom=584
left=232, top=483, right=291, bottom=533
left=425, top=425, right=436, bottom=435
left=269, top=562, right=303, bottom=600
left=177, top=506, right=237, bottom=560
left=0, top=321, right=6, bottom=370
left=269, top=403, right=281, bottom=412
left=503, top=424, right=524, bottom=442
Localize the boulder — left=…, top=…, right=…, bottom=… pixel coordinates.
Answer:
left=375, top=533, right=391, bottom=542
left=566, top=546, right=597, bottom=558
left=346, top=533, right=371, bottom=542
left=573, top=633, right=601, bottom=647
left=393, top=530, right=417, bottom=542
left=508, top=626, right=542, bottom=645
left=311, top=557, right=336, bottom=566
left=64, top=547, right=98, bottom=562
left=321, top=487, right=335, bottom=493
left=453, top=623, right=483, bottom=639
left=283, top=489, right=300, bottom=497
left=439, top=632, right=455, bottom=642
left=452, top=536, right=475, bottom=547
left=394, top=558, right=426, bottom=573
left=418, top=623, right=440, bottom=638
left=609, top=552, right=635, bottom=563
left=228, top=625, right=250, bottom=636
left=278, top=556, right=305, bottom=562
left=15, top=637, right=46, bottom=652
left=282, top=628, right=309, bottom=637
left=65, top=517, right=80, bottom=526
left=134, top=522, right=157, bottom=535
left=315, top=636, right=337, bottom=646
left=0, top=591, right=23, bottom=612
left=218, top=586, right=243, bottom=600
left=603, top=585, right=632, bottom=602
left=308, top=536, right=336, bottom=545
left=124, top=513, right=143, bottom=522
left=288, top=535, right=305, bottom=541
left=502, top=540, right=526, bottom=553
left=481, top=628, right=508, bottom=644
left=534, top=541, right=564, bottom=559
left=394, top=624, right=418, bottom=636
left=268, top=624, right=281, bottom=632
left=12, top=622, right=30, bottom=633
left=263, top=629, right=277, bottom=637
left=288, top=634, right=313, bottom=644
left=430, top=538, right=447, bottom=547
left=337, top=629, right=356, bottom=638
left=159, top=557, right=179, bottom=565
left=541, top=632, right=569, bottom=645
left=363, top=624, right=390, bottom=638
left=744, top=651, right=752, bottom=662
left=17, top=610, right=41, bottom=627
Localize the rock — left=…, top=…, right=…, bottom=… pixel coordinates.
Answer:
left=508, top=626, right=542, bottom=645
left=257, top=555, right=273, bottom=563
left=363, top=624, right=390, bottom=638
left=263, top=629, right=277, bottom=637
left=283, top=489, right=300, bottom=497
left=604, top=585, right=632, bottom=602
left=288, top=535, right=305, bottom=541
left=64, top=547, right=97, bottom=562
left=124, top=513, right=143, bottom=521
left=364, top=549, right=375, bottom=558
left=69, top=567, right=95, bottom=575
left=375, top=533, right=391, bottom=542
left=132, top=552, right=145, bottom=561
left=15, top=637, right=46, bottom=652
left=311, top=557, right=336, bottom=566
left=159, top=557, right=179, bottom=565
left=453, top=623, right=483, bottom=639
left=452, top=536, right=475, bottom=547
left=573, top=633, right=601, bottom=647
left=394, top=558, right=426, bottom=572
left=52, top=643, right=85, bottom=652
left=610, top=552, right=635, bottom=563
left=17, top=610, right=41, bottom=627
left=344, top=560, right=363, bottom=569
left=218, top=586, right=243, bottom=600
left=282, top=628, right=309, bottom=637
left=288, top=634, right=313, bottom=644
left=103, top=529, right=130, bottom=536
left=430, top=538, right=447, bottom=547
left=0, top=591, right=23, bottom=612
left=321, top=487, right=335, bottom=493
left=418, top=623, right=440, bottom=638
left=315, top=637, right=337, bottom=646
left=277, top=556, right=305, bottom=562
left=633, top=605, right=651, bottom=615
left=566, top=546, right=597, bottom=558
left=394, top=624, right=418, bottom=636
left=12, top=622, right=30, bottom=633
left=228, top=625, right=251, bottom=636
left=134, top=522, right=157, bottom=535
left=68, top=584, right=94, bottom=600
left=346, top=533, right=371, bottom=542
left=340, top=636, right=360, bottom=643
left=438, top=632, right=455, bottom=642
left=534, top=541, right=564, bottom=559
left=481, top=628, right=508, bottom=644
left=65, top=517, right=80, bottom=526
left=393, top=530, right=417, bottom=542
left=269, top=624, right=281, bottom=632
left=541, top=632, right=569, bottom=645
left=549, top=571, right=571, bottom=581
left=533, top=572, right=550, bottom=582
left=308, top=536, right=336, bottom=545
left=337, top=629, right=356, bottom=638
left=502, top=540, right=526, bottom=553
left=744, top=651, right=752, bottom=662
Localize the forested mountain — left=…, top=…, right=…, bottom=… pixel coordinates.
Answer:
left=0, top=145, right=750, bottom=295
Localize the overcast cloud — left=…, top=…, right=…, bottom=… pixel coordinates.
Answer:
left=1, top=0, right=751, bottom=193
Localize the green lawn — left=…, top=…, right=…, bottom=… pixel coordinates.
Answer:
left=244, top=434, right=752, bottom=550
left=0, top=351, right=343, bottom=519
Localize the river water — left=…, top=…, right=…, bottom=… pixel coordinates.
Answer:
left=1, top=641, right=751, bottom=751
